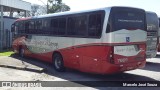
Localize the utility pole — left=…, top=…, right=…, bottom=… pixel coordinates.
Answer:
left=47, top=0, right=49, bottom=14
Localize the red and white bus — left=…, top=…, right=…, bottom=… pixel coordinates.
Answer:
left=146, top=11, right=159, bottom=58
left=12, top=6, right=147, bottom=74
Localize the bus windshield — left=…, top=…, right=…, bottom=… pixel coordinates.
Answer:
left=146, top=12, right=159, bottom=32
left=112, top=8, right=145, bottom=31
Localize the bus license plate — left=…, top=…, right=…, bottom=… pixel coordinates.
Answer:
left=114, top=45, right=138, bottom=56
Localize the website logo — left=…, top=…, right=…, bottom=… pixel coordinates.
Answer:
left=2, top=82, right=11, bottom=87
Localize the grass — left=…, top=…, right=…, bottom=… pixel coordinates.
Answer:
left=0, top=51, right=15, bottom=56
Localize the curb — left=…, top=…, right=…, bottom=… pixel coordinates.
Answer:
left=0, top=64, right=46, bottom=73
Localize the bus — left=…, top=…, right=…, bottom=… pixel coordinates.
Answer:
left=146, top=12, right=159, bottom=58
left=12, top=6, right=147, bottom=74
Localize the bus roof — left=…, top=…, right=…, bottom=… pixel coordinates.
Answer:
left=146, top=11, right=158, bottom=15
left=15, top=6, right=144, bottom=21
left=15, top=7, right=109, bottom=21
left=15, top=17, right=32, bottom=21
left=35, top=7, right=109, bottom=19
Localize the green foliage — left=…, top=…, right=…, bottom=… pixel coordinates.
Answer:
left=47, top=0, right=70, bottom=13
left=0, top=51, right=14, bottom=56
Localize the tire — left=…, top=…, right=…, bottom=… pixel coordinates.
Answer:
left=19, top=47, right=24, bottom=58
left=53, top=53, right=65, bottom=72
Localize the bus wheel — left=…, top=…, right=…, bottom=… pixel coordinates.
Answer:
left=53, top=53, right=65, bottom=72
left=19, top=47, right=24, bottom=58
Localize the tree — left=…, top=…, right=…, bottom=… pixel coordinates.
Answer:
left=14, top=4, right=47, bottom=18
left=31, top=4, right=47, bottom=16
left=31, top=4, right=39, bottom=16
left=47, top=0, right=70, bottom=13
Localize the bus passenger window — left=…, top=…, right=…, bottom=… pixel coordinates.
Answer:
left=51, top=19, right=58, bottom=35
left=67, top=17, right=76, bottom=35
left=18, top=22, right=25, bottom=34
left=25, top=22, right=29, bottom=34
left=28, top=21, right=35, bottom=34
left=88, top=14, right=102, bottom=37
left=76, top=15, right=87, bottom=36
left=35, top=20, right=42, bottom=34
left=58, top=18, right=66, bottom=35
left=67, top=15, right=87, bottom=37
left=42, top=19, right=50, bottom=35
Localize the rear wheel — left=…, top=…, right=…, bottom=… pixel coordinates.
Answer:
left=19, top=47, right=24, bottom=58
left=53, top=53, right=65, bottom=72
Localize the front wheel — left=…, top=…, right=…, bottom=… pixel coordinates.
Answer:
left=53, top=53, right=65, bottom=72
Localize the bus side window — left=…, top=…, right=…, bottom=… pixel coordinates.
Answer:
left=35, top=20, right=42, bottom=34
left=42, top=19, right=50, bottom=35
left=58, top=18, right=66, bottom=35
left=51, top=19, right=58, bottom=35
left=25, top=21, right=29, bottom=34
left=88, top=13, right=102, bottom=37
left=67, top=17, right=76, bottom=35
left=76, top=15, right=87, bottom=36
left=51, top=18, right=66, bottom=36
left=28, top=21, right=35, bottom=34
left=18, top=21, right=25, bottom=34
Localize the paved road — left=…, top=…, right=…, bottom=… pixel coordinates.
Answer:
left=0, top=54, right=160, bottom=90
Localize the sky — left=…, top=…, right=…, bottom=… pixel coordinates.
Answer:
left=23, top=0, right=160, bottom=16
